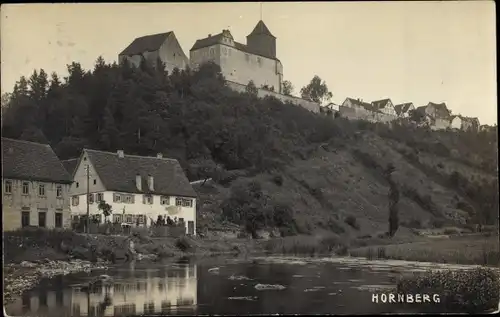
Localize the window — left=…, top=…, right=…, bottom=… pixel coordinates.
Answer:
left=188, top=221, right=195, bottom=235
left=22, top=182, right=29, bottom=195
left=113, top=193, right=122, bottom=203
left=144, top=302, right=155, bottom=314
left=124, top=194, right=135, bottom=204
left=56, top=185, right=63, bottom=198
left=176, top=198, right=193, bottom=207
left=137, top=215, right=145, bottom=224
left=4, top=180, right=12, bottom=194
left=96, top=193, right=104, bottom=202
left=143, top=195, right=153, bottom=205
left=88, top=193, right=94, bottom=204
left=113, top=214, right=123, bottom=223
left=55, top=211, right=63, bottom=228
left=160, top=196, right=170, bottom=205
left=72, top=196, right=79, bottom=206
left=22, top=210, right=30, bottom=227
left=72, top=215, right=79, bottom=222
left=76, top=182, right=79, bottom=188
left=38, top=210, right=47, bottom=228
left=125, top=215, right=133, bottom=223
left=182, top=199, right=193, bottom=208
left=38, top=184, right=46, bottom=197
left=93, top=179, right=97, bottom=185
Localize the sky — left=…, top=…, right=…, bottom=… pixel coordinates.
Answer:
left=1, top=2, right=497, bottom=124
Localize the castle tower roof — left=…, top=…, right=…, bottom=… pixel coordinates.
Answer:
left=248, top=20, right=275, bottom=38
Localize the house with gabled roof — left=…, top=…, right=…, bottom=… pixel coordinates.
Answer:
left=2, top=138, right=73, bottom=231
left=118, top=31, right=189, bottom=74
left=424, top=102, right=451, bottom=119
left=341, top=97, right=373, bottom=111
left=371, top=98, right=396, bottom=116
left=189, top=20, right=283, bottom=94
left=69, top=149, right=198, bottom=235
left=394, top=102, right=415, bottom=118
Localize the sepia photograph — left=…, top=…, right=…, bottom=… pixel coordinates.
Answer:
left=1, top=2, right=498, bottom=316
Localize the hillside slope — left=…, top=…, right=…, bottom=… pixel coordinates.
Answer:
left=2, top=59, right=497, bottom=239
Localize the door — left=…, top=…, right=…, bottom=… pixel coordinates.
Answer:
left=55, top=212, right=63, bottom=228
left=188, top=221, right=195, bottom=235
left=21, top=211, right=30, bottom=227
left=38, top=212, right=46, bottom=228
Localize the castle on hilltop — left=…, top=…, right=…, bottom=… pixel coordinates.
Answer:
left=119, top=20, right=283, bottom=94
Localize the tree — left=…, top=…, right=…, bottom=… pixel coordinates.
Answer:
left=246, top=80, right=258, bottom=96
left=97, top=200, right=113, bottom=223
left=282, top=80, right=294, bottom=96
left=384, top=163, right=400, bottom=237
left=300, top=75, right=333, bottom=105
left=408, top=109, right=425, bottom=124
left=20, top=126, right=49, bottom=144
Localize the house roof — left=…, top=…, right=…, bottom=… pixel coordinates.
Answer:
left=61, top=158, right=78, bottom=177
left=119, top=32, right=172, bottom=56
left=427, top=102, right=450, bottom=118
left=394, top=102, right=414, bottom=115
left=82, top=149, right=197, bottom=198
left=2, top=137, right=72, bottom=184
left=371, top=99, right=392, bottom=110
left=248, top=20, right=275, bottom=38
left=344, top=98, right=373, bottom=110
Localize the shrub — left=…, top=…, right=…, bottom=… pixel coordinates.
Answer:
left=344, top=215, right=360, bottom=230
left=396, top=268, right=500, bottom=313
left=175, top=236, right=193, bottom=252
left=272, top=174, right=284, bottom=186
left=443, top=228, right=459, bottom=235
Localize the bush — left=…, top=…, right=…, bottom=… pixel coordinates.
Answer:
left=272, top=175, right=284, bottom=186
left=432, top=218, right=446, bottom=229
left=344, top=215, right=360, bottom=230
left=175, top=236, right=193, bottom=252
left=396, top=268, right=500, bottom=313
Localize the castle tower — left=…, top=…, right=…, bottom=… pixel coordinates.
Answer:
left=246, top=20, right=276, bottom=59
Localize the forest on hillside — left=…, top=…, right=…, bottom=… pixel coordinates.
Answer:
left=2, top=57, right=498, bottom=235
left=1, top=58, right=340, bottom=179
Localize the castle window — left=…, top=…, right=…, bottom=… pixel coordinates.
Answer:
left=245, top=54, right=250, bottom=62
left=210, top=48, right=215, bottom=56
left=257, top=57, right=262, bottom=66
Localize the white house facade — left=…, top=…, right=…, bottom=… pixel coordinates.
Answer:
left=66, top=149, right=198, bottom=235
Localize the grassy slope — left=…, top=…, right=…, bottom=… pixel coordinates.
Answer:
left=195, top=128, right=497, bottom=239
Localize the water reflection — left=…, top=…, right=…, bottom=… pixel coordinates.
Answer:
left=7, top=263, right=197, bottom=317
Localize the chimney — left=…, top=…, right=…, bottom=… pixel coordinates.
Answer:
left=148, top=174, right=154, bottom=191
left=157, top=153, right=163, bottom=159
left=208, top=34, right=212, bottom=37
left=136, top=174, right=142, bottom=191
left=117, top=150, right=124, bottom=158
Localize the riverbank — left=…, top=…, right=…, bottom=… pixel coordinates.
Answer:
left=3, top=259, right=108, bottom=304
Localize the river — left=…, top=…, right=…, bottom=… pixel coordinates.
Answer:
left=5, top=255, right=482, bottom=316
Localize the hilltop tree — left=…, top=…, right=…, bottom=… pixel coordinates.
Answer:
left=246, top=80, right=258, bottom=96
left=282, top=80, right=294, bottom=96
left=300, top=75, right=333, bottom=105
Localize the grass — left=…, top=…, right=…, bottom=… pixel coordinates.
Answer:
left=396, top=267, right=500, bottom=313
left=349, top=234, right=500, bottom=266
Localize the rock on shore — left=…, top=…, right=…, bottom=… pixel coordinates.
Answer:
left=3, top=259, right=108, bottom=304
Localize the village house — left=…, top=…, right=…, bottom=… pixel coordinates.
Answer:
left=394, top=102, right=415, bottom=118
left=342, top=97, right=373, bottom=110
left=424, top=102, right=451, bottom=119
left=461, top=116, right=480, bottom=132
left=2, top=138, right=73, bottom=231
left=65, top=149, right=198, bottom=235
left=371, top=98, right=396, bottom=116
left=118, top=31, right=189, bottom=75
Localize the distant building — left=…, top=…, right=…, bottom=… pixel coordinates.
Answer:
left=189, top=20, right=283, bottom=93
left=2, top=138, right=73, bottom=231
left=461, top=117, right=480, bottom=132
left=371, top=98, right=396, bottom=116
left=342, top=97, right=373, bottom=111
left=450, top=115, right=463, bottom=130
left=118, top=31, right=189, bottom=74
left=69, top=149, right=197, bottom=235
left=424, top=102, right=451, bottom=119
left=394, top=102, right=415, bottom=118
